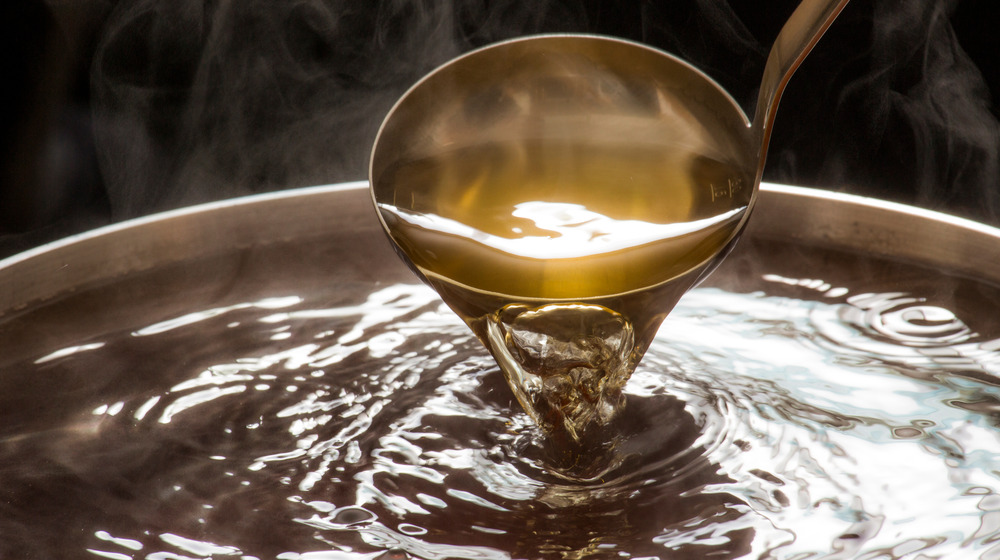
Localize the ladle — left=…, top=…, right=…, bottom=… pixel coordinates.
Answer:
left=369, top=0, right=850, bottom=445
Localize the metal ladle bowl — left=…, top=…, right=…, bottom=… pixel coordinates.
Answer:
left=370, top=0, right=851, bottom=300
left=368, top=2, right=850, bottom=444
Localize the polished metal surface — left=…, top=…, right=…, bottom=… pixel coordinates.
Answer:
left=369, top=33, right=756, bottom=185
left=2, top=182, right=999, bottom=318
left=368, top=35, right=757, bottom=297
left=750, top=184, right=1000, bottom=284
left=369, top=2, right=849, bottom=302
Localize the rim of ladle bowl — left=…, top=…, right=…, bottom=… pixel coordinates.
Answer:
left=366, top=32, right=754, bottom=232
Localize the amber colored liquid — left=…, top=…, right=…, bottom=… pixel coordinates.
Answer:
left=376, top=140, right=751, bottom=457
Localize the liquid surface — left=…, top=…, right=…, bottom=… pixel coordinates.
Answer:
left=375, top=141, right=750, bottom=447
left=3, top=239, right=1000, bottom=559
left=376, top=142, right=749, bottom=301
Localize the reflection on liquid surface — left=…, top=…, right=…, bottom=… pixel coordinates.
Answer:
left=3, top=241, right=1000, bottom=559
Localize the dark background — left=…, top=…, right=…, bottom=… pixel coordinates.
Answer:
left=2, top=0, right=999, bottom=259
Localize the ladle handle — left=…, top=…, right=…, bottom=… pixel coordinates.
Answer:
left=754, top=0, right=851, bottom=174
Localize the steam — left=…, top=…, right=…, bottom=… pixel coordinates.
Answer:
left=87, top=0, right=1000, bottom=223
left=865, top=0, right=1000, bottom=221
left=765, top=0, right=1000, bottom=224
left=89, top=0, right=587, bottom=218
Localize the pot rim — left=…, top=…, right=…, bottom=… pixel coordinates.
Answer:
left=2, top=182, right=998, bottom=317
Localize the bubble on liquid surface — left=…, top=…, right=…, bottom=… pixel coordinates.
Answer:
left=5, top=263, right=1000, bottom=559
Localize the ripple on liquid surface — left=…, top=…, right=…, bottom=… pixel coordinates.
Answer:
left=4, top=250, right=1000, bottom=559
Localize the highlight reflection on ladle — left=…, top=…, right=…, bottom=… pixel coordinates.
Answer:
left=370, top=1, right=850, bottom=456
